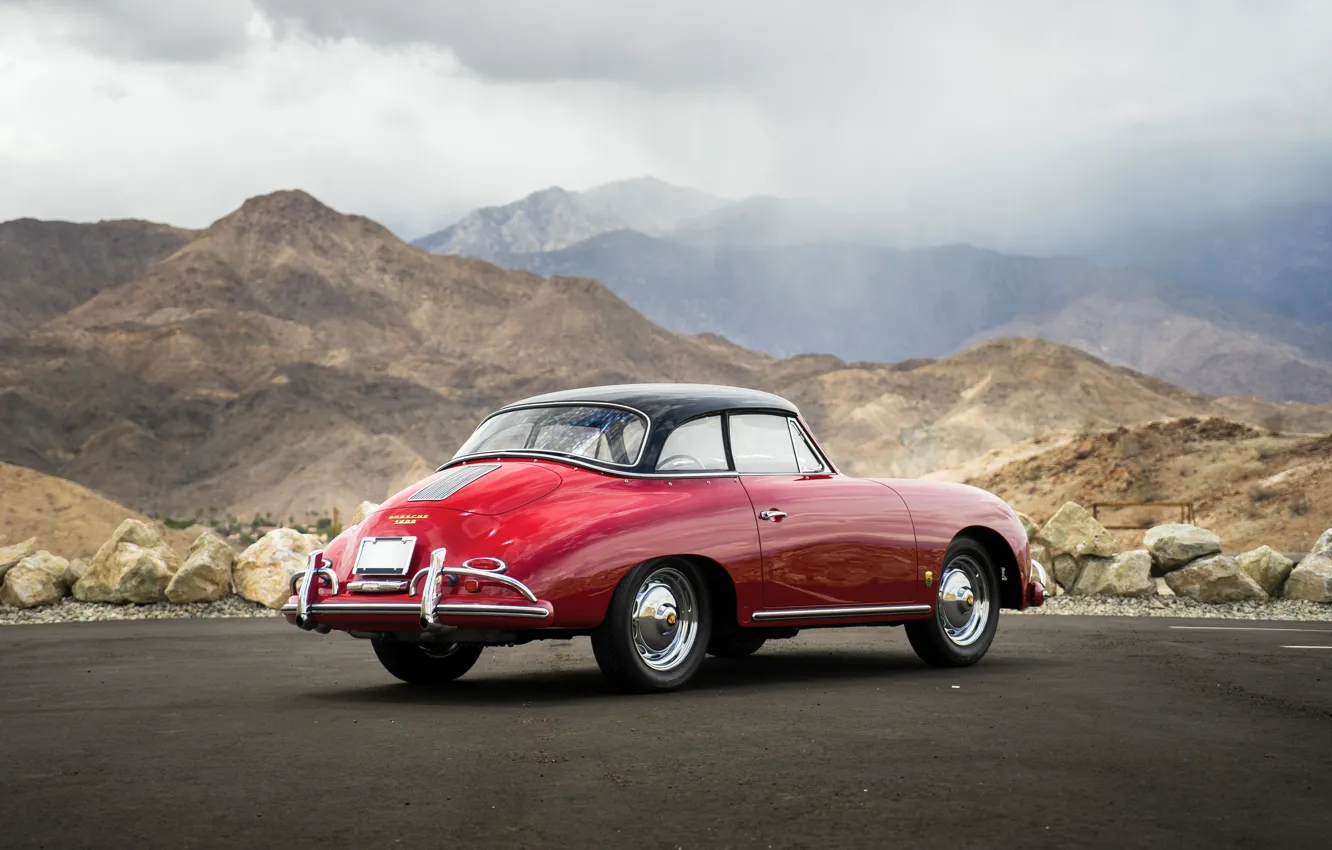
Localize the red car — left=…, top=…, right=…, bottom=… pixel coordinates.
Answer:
left=284, top=384, right=1045, bottom=691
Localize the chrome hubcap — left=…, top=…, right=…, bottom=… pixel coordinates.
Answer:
left=630, top=567, right=698, bottom=671
left=937, top=555, right=990, bottom=647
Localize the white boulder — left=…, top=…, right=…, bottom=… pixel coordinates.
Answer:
left=352, top=500, right=380, bottom=525
left=1235, top=546, right=1295, bottom=597
left=1051, top=553, right=1081, bottom=591
left=1036, top=502, right=1116, bottom=558
left=0, top=551, right=70, bottom=608
left=1311, top=529, right=1332, bottom=558
left=1165, top=554, right=1267, bottom=603
left=74, top=519, right=182, bottom=604
left=1072, top=549, right=1156, bottom=597
left=1016, top=511, right=1040, bottom=543
left=0, top=537, right=37, bottom=583
left=165, top=531, right=235, bottom=603
left=232, top=528, right=323, bottom=609
left=1284, top=554, right=1332, bottom=603
left=64, top=558, right=89, bottom=587
left=1143, top=524, right=1222, bottom=572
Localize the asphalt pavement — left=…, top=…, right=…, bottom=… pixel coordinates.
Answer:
left=1, top=615, right=1330, bottom=849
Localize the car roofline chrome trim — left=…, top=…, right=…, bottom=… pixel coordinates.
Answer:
left=438, top=452, right=742, bottom=479
left=280, top=601, right=553, bottom=620
left=751, top=604, right=931, bottom=622
left=461, top=401, right=652, bottom=469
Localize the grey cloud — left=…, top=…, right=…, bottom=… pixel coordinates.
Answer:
left=255, top=0, right=775, bottom=89
left=2, top=0, right=255, bottom=61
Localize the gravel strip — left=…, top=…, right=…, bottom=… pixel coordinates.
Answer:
left=0, top=595, right=280, bottom=626
left=1012, top=594, right=1332, bottom=621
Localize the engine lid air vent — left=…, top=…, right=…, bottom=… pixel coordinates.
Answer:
left=408, top=463, right=501, bottom=502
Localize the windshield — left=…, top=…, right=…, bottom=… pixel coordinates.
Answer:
left=455, top=405, right=648, bottom=466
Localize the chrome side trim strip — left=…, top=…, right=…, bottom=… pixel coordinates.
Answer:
left=751, top=604, right=932, bottom=622
left=278, top=602, right=551, bottom=620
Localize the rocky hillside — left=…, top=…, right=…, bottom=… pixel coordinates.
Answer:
left=0, top=217, right=194, bottom=337
left=966, top=417, right=1332, bottom=552
left=0, top=462, right=193, bottom=559
left=4, top=191, right=1330, bottom=524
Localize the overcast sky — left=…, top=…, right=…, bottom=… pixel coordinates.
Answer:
left=2, top=0, right=1331, bottom=248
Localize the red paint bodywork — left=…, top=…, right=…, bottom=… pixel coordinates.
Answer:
left=286, top=442, right=1037, bottom=635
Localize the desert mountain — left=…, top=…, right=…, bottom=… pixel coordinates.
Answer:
left=0, top=217, right=193, bottom=337
left=413, top=177, right=726, bottom=260
left=3, top=191, right=1329, bottom=522
left=963, top=417, right=1332, bottom=553
left=0, top=461, right=194, bottom=559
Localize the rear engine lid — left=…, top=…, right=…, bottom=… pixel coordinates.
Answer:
left=394, top=461, right=562, bottom=515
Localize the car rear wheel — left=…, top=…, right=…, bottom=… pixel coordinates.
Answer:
left=906, top=537, right=999, bottom=667
left=371, top=638, right=484, bottom=685
left=707, top=633, right=767, bottom=658
left=592, top=558, right=711, bottom=692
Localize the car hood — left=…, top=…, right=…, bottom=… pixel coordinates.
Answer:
left=378, top=460, right=564, bottom=516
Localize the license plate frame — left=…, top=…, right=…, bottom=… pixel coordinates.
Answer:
left=352, top=536, right=417, bottom=576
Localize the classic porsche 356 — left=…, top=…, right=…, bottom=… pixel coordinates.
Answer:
left=284, top=384, right=1046, bottom=691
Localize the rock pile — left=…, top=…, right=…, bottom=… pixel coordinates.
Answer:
left=0, top=522, right=329, bottom=611
left=1026, top=502, right=1331, bottom=604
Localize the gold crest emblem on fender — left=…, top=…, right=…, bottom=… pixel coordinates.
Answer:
left=389, top=514, right=428, bottom=525
left=924, top=570, right=934, bottom=587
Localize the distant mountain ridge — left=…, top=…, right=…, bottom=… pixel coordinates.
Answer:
left=414, top=180, right=1332, bottom=403
left=413, top=177, right=727, bottom=260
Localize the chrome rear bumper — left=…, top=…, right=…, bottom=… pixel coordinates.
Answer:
left=283, top=547, right=552, bottom=632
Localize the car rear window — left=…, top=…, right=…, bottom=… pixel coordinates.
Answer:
left=455, top=405, right=648, bottom=466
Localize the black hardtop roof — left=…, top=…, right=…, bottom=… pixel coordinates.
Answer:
left=502, top=383, right=799, bottom=421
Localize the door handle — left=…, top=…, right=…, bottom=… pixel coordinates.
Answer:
left=759, top=509, right=787, bottom=521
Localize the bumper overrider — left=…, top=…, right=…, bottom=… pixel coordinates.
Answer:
left=1028, top=559, right=1049, bottom=607
left=281, top=548, right=554, bottom=634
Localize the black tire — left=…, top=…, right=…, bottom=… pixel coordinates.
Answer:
left=592, top=558, right=712, bottom=693
left=371, top=638, right=483, bottom=685
left=707, top=633, right=767, bottom=658
left=906, top=537, right=1000, bottom=668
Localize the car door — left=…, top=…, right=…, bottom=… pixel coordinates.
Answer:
left=730, top=413, right=918, bottom=608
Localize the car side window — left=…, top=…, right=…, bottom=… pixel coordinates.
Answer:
left=729, top=414, right=799, bottom=474
left=656, top=415, right=728, bottom=471
left=789, top=420, right=826, bottom=473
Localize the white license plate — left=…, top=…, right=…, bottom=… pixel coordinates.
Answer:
left=353, top=536, right=417, bottom=576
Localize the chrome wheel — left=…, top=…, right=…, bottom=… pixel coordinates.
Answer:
left=630, top=567, right=699, bottom=671
left=936, top=555, right=991, bottom=647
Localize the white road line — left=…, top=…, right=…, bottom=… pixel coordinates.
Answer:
left=1281, top=645, right=1332, bottom=650
left=1168, top=626, right=1332, bottom=633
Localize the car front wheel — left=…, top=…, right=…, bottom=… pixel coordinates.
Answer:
left=592, top=558, right=711, bottom=692
left=371, top=638, right=484, bottom=685
left=905, top=537, right=999, bottom=667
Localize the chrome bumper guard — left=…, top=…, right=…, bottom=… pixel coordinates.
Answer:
left=282, top=547, right=550, bottom=630
left=1030, top=559, right=1049, bottom=589
left=290, top=551, right=338, bottom=631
